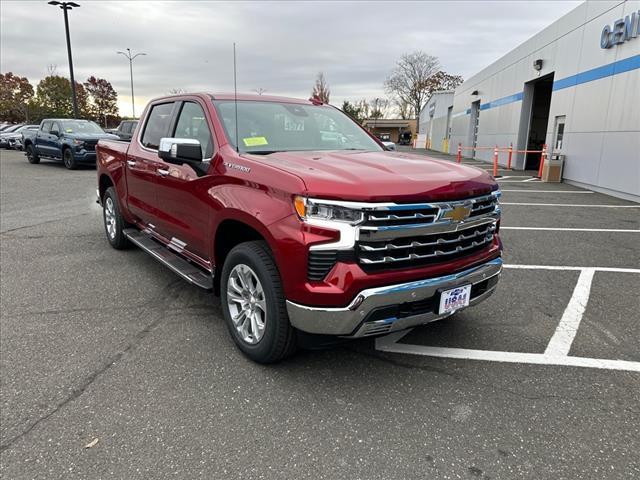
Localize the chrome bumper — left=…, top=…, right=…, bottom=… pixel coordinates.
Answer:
left=286, top=257, right=502, bottom=337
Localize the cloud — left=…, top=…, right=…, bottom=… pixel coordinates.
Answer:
left=0, top=0, right=581, bottom=115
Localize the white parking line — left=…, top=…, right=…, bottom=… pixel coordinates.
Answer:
left=375, top=337, right=640, bottom=372
left=544, top=268, right=595, bottom=356
left=503, top=264, right=640, bottom=273
left=375, top=264, right=640, bottom=371
left=523, top=177, right=539, bottom=182
left=500, top=190, right=594, bottom=193
left=501, top=202, right=639, bottom=208
left=501, top=226, right=640, bottom=233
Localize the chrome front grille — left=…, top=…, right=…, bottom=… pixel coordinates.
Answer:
left=355, top=192, right=500, bottom=270
left=358, top=223, right=495, bottom=265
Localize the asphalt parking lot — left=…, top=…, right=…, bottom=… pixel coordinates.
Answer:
left=1, top=148, right=639, bottom=479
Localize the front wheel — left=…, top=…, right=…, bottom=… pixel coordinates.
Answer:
left=63, top=148, right=77, bottom=170
left=221, top=241, right=297, bottom=363
left=25, top=144, right=40, bottom=164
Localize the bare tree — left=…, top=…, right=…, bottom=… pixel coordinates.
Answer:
left=369, top=97, right=390, bottom=119
left=394, top=97, right=412, bottom=120
left=168, top=88, right=185, bottom=94
left=311, top=72, right=330, bottom=103
left=356, top=98, right=370, bottom=119
left=384, top=51, right=441, bottom=130
left=253, top=88, right=267, bottom=95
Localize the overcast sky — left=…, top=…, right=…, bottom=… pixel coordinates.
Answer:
left=1, top=0, right=581, bottom=116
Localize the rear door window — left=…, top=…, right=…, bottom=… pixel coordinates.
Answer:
left=141, top=103, right=175, bottom=150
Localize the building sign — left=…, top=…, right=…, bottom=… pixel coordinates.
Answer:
left=601, top=11, right=639, bottom=48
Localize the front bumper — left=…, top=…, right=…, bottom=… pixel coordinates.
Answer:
left=286, top=257, right=502, bottom=337
left=74, top=150, right=97, bottom=163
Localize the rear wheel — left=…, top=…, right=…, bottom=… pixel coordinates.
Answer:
left=102, top=187, right=130, bottom=249
left=25, top=144, right=40, bottom=164
left=221, top=241, right=297, bottom=363
left=63, top=148, right=77, bottom=170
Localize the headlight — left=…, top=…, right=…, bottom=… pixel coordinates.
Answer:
left=294, top=196, right=363, bottom=224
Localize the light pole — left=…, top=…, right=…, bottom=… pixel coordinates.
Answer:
left=48, top=1, right=80, bottom=118
left=117, top=48, right=146, bottom=118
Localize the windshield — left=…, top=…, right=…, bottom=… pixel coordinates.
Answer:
left=213, top=100, right=382, bottom=154
left=61, top=120, right=104, bottom=134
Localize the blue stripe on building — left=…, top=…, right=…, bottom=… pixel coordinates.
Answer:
left=453, top=55, right=639, bottom=116
left=552, top=54, right=640, bottom=91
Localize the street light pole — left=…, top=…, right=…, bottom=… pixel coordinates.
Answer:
left=48, top=1, right=80, bottom=118
left=117, top=48, right=146, bottom=118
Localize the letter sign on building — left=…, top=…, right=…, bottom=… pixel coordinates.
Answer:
left=601, top=11, right=639, bottom=48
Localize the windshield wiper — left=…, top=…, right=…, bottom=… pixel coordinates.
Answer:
left=244, top=150, right=280, bottom=155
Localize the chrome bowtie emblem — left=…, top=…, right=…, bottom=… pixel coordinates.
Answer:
left=442, top=203, right=472, bottom=222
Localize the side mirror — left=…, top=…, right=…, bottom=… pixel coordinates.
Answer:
left=50, top=130, right=60, bottom=137
left=158, top=138, right=202, bottom=165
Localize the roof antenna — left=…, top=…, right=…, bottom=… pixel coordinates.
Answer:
left=233, top=42, right=239, bottom=154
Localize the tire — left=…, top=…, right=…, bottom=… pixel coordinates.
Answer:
left=102, top=187, right=130, bottom=249
left=221, top=241, right=297, bottom=363
left=63, top=148, right=77, bottom=170
left=25, top=144, right=40, bottom=164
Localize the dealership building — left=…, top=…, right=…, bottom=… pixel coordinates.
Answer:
left=420, top=0, right=639, bottom=201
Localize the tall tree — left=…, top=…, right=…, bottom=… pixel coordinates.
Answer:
left=311, top=72, right=330, bottom=103
left=0, top=72, right=35, bottom=122
left=341, top=100, right=362, bottom=123
left=33, top=75, right=88, bottom=119
left=84, top=76, right=119, bottom=122
left=384, top=51, right=462, bottom=129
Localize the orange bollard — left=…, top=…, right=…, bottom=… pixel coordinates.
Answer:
left=457, top=143, right=462, bottom=163
left=493, top=146, right=499, bottom=177
left=538, top=144, right=547, bottom=178
left=507, top=143, right=513, bottom=170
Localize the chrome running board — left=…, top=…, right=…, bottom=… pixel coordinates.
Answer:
left=123, top=228, right=213, bottom=290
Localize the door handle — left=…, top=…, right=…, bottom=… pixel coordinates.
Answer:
left=126, top=160, right=136, bottom=167
left=157, top=169, right=169, bottom=177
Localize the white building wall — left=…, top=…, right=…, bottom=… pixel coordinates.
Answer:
left=419, top=91, right=453, bottom=152
left=449, top=0, right=640, bottom=200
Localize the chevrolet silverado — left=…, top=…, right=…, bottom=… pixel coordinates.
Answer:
left=96, top=93, right=502, bottom=363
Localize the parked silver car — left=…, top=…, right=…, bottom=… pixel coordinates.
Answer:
left=0, top=125, right=38, bottom=150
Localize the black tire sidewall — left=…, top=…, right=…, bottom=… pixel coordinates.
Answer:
left=220, top=243, right=288, bottom=362
left=63, top=148, right=76, bottom=169
left=26, top=145, right=39, bottom=164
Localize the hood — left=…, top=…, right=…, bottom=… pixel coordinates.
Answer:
left=63, top=132, right=119, bottom=140
left=245, top=150, right=497, bottom=202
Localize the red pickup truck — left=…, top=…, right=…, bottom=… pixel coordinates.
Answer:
left=96, top=93, right=502, bottom=363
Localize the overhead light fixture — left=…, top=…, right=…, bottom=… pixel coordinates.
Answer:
left=533, top=59, right=543, bottom=71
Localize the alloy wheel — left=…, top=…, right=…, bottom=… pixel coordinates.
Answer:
left=226, top=264, right=267, bottom=344
left=104, top=197, right=117, bottom=240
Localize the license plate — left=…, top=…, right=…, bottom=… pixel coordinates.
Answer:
left=438, top=284, right=472, bottom=314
